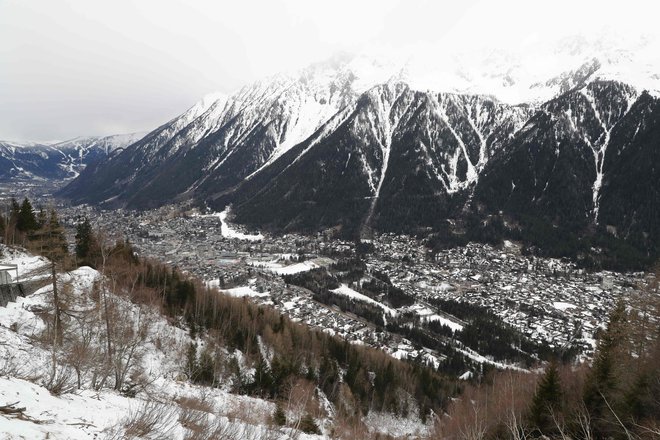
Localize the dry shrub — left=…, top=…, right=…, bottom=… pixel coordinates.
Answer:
left=226, top=399, right=268, bottom=426
left=184, top=415, right=280, bottom=440
left=285, top=377, right=322, bottom=429
left=207, top=418, right=243, bottom=440
left=177, top=393, right=216, bottom=439
left=0, top=350, right=41, bottom=382
left=179, top=403, right=208, bottom=432
left=435, top=370, right=537, bottom=440
left=42, top=364, right=75, bottom=396
left=176, top=393, right=215, bottom=414
left=105, top=400, right=178, bottom=439
left=331, top=414, right=371, bottom=439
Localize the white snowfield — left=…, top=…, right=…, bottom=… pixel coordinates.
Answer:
left=0, top=247, right=50, bottom=280
left=222, top=285, right=270, bottom=298
left=249, top=255, right=335, bottom=276
left=218, top=208, right=264, bottom=241
left=271, top=260, right=321, bottom=275
left=553, top=301, right=578, bottom=311
left=411, top=305, right=464, bottom=333
left=331, top=284, right=397, bottom=316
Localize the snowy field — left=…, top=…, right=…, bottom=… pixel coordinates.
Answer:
left=218, top=208, right=263, bottom=241
left=331, top=284, right=397, bottom=316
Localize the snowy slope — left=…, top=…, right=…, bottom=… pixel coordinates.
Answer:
left=60, top=54, right=400, bottom=207
left=0, top=246, right=326, bottom=439
left=399, top=32, right=660, bottom=104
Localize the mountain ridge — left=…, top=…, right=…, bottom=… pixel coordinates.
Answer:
left=59, top=41, right=660, bottom=267
left=0, top=132, right=145, bottom=181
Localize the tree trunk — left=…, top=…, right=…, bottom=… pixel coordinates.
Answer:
left=51, top=261, right=62, bottom=346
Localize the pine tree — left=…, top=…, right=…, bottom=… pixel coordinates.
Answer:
left=39, top=209, right=68, bottom=260
left=251, top=355, right=273, bottom=395
left=186, top=342, right=198, bottom=381
left=75, top=216, right=99, bottom=267
left=529, top=362, right=562, bottom=435
left=298, top=413, right=320, bottom=434
left=273, top=404, right=286, bottom=426
left=36, top=208, right=47, bottom=229
left=3, top=198, right=20, bottom=244
left=583, top=300, right=628, bottom=439
left=197, top=346, right=215, bottom=385
left=9, top=198, right=20, bottom=223
left=17, top=198, right=38, bottom=232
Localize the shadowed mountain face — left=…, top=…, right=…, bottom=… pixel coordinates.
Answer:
left=228, top=84, right=530, bottom=237
left=0, top=133, right=144, bottom=182
left=475, top=81, right=639, bottom=228
left=59, top=51, right=660, bottom=265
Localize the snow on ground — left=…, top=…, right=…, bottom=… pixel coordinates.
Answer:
left=250, top=255, right=336, bottom=276
left=390, top=341, right=414, bottom=361
left=459, top=371, right=474, bottom=380
left=424, top=314, right=464, bottom=332
left=0, top=376, right=131, bottom=440
left=0, top=375, right=321, bottom=440
left=331, top=284, right=397, bottom=316
left=218, top=208, right=264, bottom=241
left=455, top=346, right=527, bottom=372
left=553, top=301, right=577, bottom=311
left=0, top=248, right=323, bottom=439
left=408, top=304, right=464, bottom=332
left=364, top=409, right=431, bottom=438
left=0, top=245, right=50, bottom=281
left=271, top=260, right=320, bottom=275
left=221, top=285, right=270, bottom=298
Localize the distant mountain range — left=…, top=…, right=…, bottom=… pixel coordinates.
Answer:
left=56, top=35, right=660, bottom=267
left=0, top=133, right=145, bottom=181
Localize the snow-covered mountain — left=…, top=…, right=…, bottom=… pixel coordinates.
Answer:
left=398, top=32, right=660, bottom=104
left=60, top=54, right=404, bottom=208
left=0, top=132, right=145, bottom=181
left=61, top=34, right=660, bottom=255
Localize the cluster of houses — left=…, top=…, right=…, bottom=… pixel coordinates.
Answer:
left=52, top=203, right=653, bottom=367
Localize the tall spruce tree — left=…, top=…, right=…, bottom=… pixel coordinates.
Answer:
left=17, top=198, right=38, bottom=232
left=583, top=300, right=628, bottom=439
left=75, top=216, right=98, bottom=267
left=529, top=362, right=562, bottom=435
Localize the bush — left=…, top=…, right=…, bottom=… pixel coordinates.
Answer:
left=272, top=404, right=286, bottom=426
left=299, top=413, right=320, bottom=434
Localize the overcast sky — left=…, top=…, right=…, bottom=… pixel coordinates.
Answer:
left=0, top=0, right=657, bottom=141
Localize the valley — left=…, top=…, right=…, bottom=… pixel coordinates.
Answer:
left=2, top=12, right=660, bottom=437
left=53, top=202, right=649, bottom=374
